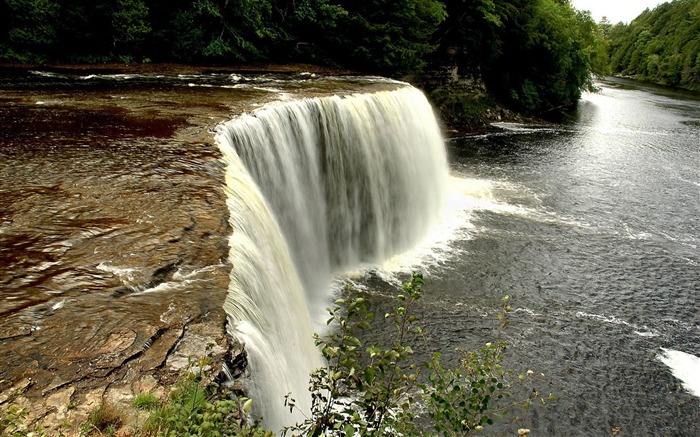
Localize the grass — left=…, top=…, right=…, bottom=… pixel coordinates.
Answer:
left=133, top=393, right=159, bottom=411
left=84, top=402, right=123, bottom=436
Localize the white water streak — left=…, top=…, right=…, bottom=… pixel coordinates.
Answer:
left=658, top=348, right=700, bottom=399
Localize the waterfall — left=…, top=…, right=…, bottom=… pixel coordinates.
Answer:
left=216, top=86, right=449, bottom=432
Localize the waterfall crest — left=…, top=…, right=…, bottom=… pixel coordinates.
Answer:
left=216, top=86, right=449, bottom=431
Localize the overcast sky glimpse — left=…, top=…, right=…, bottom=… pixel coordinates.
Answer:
left=571, top=0, right=666, bottom=23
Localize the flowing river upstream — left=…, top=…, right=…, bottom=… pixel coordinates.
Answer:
left=1, top=70, right=698, bottom=435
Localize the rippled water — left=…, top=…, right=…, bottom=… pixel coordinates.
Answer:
left=358, top=78, right=699, bottom=436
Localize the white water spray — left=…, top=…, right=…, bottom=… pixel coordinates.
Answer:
left=216, top=86, right=449, bottom=431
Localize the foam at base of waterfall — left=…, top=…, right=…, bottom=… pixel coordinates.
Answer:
left=658, top=348, right=700, bottom=398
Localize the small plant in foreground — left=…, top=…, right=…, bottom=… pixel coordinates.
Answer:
left=142, top=357, right=271, bottom=437
left=1, top=402, right=55, bottom=437
left=1, top=405, right=28, bottom=435
left=83, top=402, right=123, bottom=436
left=285, top=273, right=425, bottom=437
left=423, top=296, right=553, bottom=435
left=133, top=392, right=159, bottom=411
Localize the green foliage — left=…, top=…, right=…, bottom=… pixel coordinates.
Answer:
left=1, top=404, right=28, bottom=435
left=575, top=10, right=611, bottom=77
left=292, top=0, right=347, bottom=26
left=142, top=358, right=270, bottom=437
left=0, top=0, right=608, bottom=112
left=284, top=273, right=426, bottom=436
left=315, top=0, right=447, bottom=76
left=112, top=0, right=152, bottom=57
left=431, top=0, right=505, bottom=75
left=428, top=89, right=499, bottom=129
left=425, top=344, right=507, bottom=433
left=606, top=0, right=700, bottom=90
left=133, top=392, right=160, bottom=411
left=423, top=296, right=551, bottom=435
left=481, top=0, right=603, bottom=114
left=165, top=0, right=290, bottom=62
left=284, top=274, right=551, bottom=436
left=3, top=0, right=60, bottom=61
left=434, top=0, right=607, bottom=114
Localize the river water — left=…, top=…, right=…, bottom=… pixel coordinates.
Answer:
left=1, top=70, right=698, bottom=436
left=360, top=78, right=699, bottom=436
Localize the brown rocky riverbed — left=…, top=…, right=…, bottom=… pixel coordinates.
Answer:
left=0, top=64, right=399, bottom=435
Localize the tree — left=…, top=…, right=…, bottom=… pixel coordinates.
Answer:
left=112, top=0, right=151, bottom=60
left=317, top=0, right=447, bottom=76
left=3, top=0, right=60, bottom=61
left=430, top=0, right=504, bottom=76
left=165, top=0, right=290, bottom=62
left=481, top=0, right=598, bottom=114
left=606, top=0, right=700, bottom=90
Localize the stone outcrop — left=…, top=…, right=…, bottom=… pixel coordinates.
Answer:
left=0, top=308, right=249, bottom=436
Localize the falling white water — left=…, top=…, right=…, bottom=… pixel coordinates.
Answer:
left=216, top=86, right=449, bottom=431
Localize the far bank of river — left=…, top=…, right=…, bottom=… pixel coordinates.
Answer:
left=0, top=62, right=528, bottom=134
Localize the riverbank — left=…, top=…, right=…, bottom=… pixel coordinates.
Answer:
left=0, top=62, right=357, bottom=77
left=1, top=310, right=248, bottom=436
left=0, top=65, right=244, bottom=435
left=408, top=66, right=530, bottom=136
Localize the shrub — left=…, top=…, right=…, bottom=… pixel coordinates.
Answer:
left=84, top=402, right=123, bottom=436
left=141, top=359, right=271, bottom=437
left=284, top=274, right=552, bottom=436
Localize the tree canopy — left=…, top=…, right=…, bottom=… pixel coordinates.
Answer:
left=1, top=0, right=608, bottom=113
left=480, top=0, right=606, bottom=112
left=605, top=0, right=700, bottom=90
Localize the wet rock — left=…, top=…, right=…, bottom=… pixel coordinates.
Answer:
left=223, top=336, right=248, bottom=380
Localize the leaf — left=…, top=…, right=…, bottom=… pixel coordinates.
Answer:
left=343, top=424, right=355, bottom=436
left=242, top=398, right=253, bottom=413
left=364, top=367, right=376, bottom=385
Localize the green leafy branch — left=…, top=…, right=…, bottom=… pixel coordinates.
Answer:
left=285, top=274, right=553, bottom=436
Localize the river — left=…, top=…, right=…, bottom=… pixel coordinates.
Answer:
left=360, top=78, right=699, bottom=436
left=1, top=70, right=698, bottom=435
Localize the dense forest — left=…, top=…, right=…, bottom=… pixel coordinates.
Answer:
left=0, top=0, right=607, bottom=113
left=604, top=0, right=700, bottom=90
